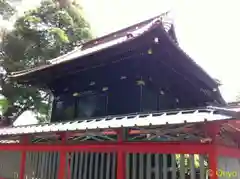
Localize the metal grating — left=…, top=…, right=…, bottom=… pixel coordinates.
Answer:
left=67, top=152, right=117, bottom=179
left=126, top=153, right=208, bottom=179
left=0, top=108, right=232, bottom=136
left=24, top=151, right=59, bottom=179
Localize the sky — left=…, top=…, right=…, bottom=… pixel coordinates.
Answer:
left=2, top=0, right=240, bottom=102
left=79, top=0, right=240, bottom=102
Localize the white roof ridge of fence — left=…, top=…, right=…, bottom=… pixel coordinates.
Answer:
left=0, top=108, right=233, bottom=136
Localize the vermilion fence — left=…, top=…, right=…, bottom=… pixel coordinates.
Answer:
left=0, top=114, right=240, bottom=179
left=0, top=141, right=224, bottom=179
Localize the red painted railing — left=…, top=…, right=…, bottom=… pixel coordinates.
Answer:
left=0, top=141, right=233, bottom=179
left=0, top=126, right=239, bottom=179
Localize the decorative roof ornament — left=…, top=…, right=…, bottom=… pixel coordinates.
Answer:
left=147, top=48, right=153, bottom=55
left=73, top=92, right=80, bottom=97
left=126, top=32, right=134, bottom=39
left=154, top=37, right=159, bottom=44
left=120, top=76, right=127, bottom=80
left=175, top=98, right=180, bottom=103
left=160, top=90, right=165, bottom=95
left=159, top=11, right=174, bottom=32
left=136, top=80, right=145, bottom=86
left=89, top=81, right=95, bottom=86
left=102, top=87, right=108, bottom=91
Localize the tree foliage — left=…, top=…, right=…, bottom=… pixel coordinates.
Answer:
left=0, top=0, right=92, bottom=123
left=0, top=0, right=16, bottom=20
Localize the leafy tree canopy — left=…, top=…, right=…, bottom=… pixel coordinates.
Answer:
left=0, top=0, right=16, bottom=20
left=0, top=0, right=92, bottom=124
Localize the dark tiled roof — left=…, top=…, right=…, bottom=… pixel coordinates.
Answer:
left=9, top=12, right=173, bottom=79
left=9, top=11, right=223, bottom=104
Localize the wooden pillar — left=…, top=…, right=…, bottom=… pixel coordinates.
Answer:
left=58, top=133, right=67, bottom=179
left=205, top=123, right=220, bottom=179
left=209, top=147, right=218, bottom=179
left=19, top=136, right=29, bottom=179
left=117, top=128, right=127, bottom=179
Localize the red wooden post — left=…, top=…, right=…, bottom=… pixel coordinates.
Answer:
left=117, top=128, right=126, bottom=179
left=58, top=133, right=67, bottom=179
left=19, top=136, right=29, bottom=179
left=205, top=123, right=219, bottom=179
left=67, top=153, right=72, bottom=179
left=209, top=146, right=218, bottom=179
left=19, top=150, right=26, bottom=179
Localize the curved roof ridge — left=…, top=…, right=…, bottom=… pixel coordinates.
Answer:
left=9, top=12, right=171, bottom=78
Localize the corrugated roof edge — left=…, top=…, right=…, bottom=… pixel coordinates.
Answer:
left=0, top=106, right=237, bottom=136
left=9, top=13, right=168, bottom=78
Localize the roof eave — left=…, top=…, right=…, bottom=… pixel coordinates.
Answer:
left=9, top=14, right=167, bottom=79
left=9, top=19, right=164, bottom=84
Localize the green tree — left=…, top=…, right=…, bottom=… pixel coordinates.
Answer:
left=0, top=0, right=16, bottom=20
left=0, top=0, right=92, bottom=123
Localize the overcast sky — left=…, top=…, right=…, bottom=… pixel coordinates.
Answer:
left=3, top=0, right=240, bottom=102
left=80, top=0, right=240, bottom=102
